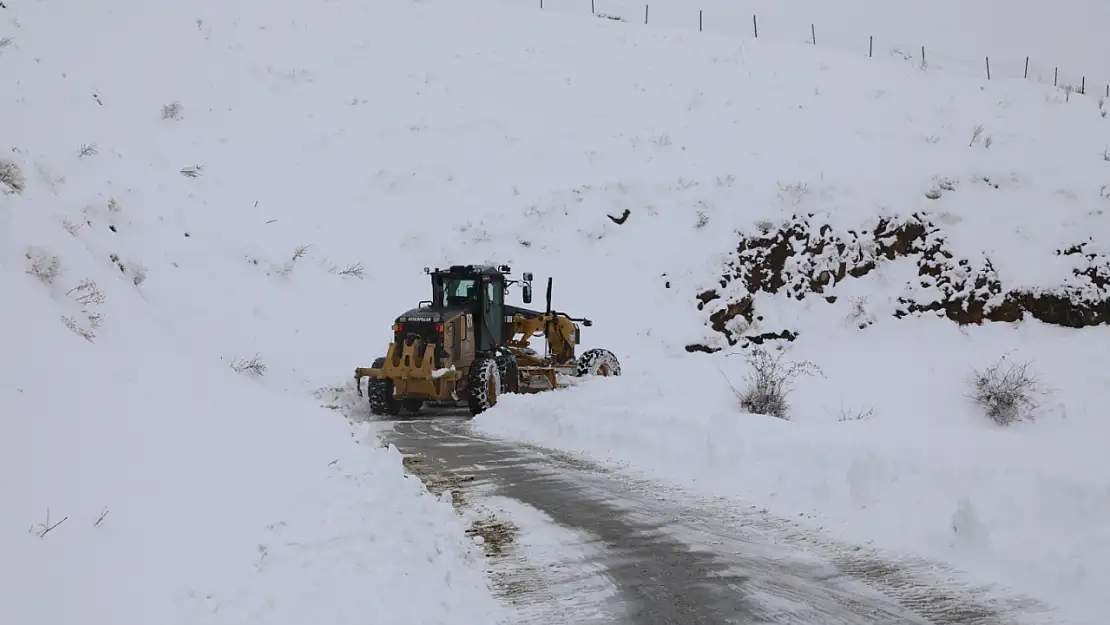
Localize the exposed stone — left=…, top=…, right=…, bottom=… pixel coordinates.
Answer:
left=691, top=213, right=1110, bottom=350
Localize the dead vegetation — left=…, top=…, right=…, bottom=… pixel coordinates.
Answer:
left=968, top=353, right=1043, bottom=426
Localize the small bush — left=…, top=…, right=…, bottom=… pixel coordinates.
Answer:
left=338, top=262, right=365, bottom=279
left=124, top=261, right=148, bottom=286
left=1, top=159, right=26, bottom=194
left=837, top=405, right=874, bottom=422
left=67, top=279, right=106, bottom=307
left=230, top=354, right=267, bottom=376
left=161, top=101, right=184, bottom=120
left=723, top=346, right=823, bottom=420
left=968, top=353, right=1040, bottom=426
left=26, top=249, right=62, bottom=284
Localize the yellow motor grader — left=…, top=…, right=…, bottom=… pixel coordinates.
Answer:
left=354, top=264, right=621, bottom=417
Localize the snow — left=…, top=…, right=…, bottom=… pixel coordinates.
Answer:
left=4, top=0, right=1110, bottom=621
left=463, top=495, right=623, bottom=624
left=515, top=0, right=1110, bottom=93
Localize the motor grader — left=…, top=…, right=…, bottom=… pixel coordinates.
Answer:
left=354, top=264, right=621, bottom=417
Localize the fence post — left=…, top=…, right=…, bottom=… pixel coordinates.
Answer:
left=1081, top=76, right=1085, bottom=94
left=985, top=57, right=991, bottom=80
left=921, top=46, right=926, bottom=67
left=539, top=0, right=543, bottom=8
left=1024, top=56, right=1029, bottom=79
left=811, top=24, right=816, bottom=45
left=1106, top=84, right=1109, bottom=98
left=591, top=0, right=595, bottom=14
left=753, top=15, right=758, bottom=38
left=1054, top=67, right=1058, bottom=87
left=699, top=9, right=703, bottom=32
left=644, top=4, right=649, bottom=24
left=869, top=35, right=873, bottom=58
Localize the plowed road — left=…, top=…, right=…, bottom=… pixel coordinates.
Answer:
left=381, top=416, right=1063, bottom=625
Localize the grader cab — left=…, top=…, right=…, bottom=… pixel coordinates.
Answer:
left=354, top=264, right=621, bottom=416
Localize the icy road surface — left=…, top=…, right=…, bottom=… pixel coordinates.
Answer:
left=382, top=417, right=1060, bottom=625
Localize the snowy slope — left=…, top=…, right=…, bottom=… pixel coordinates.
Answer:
left=512, top=0, right=1110, bottom=94
left=4, top=0, right=1110, bottom=623
left=1, top=1, right=519, bottom=623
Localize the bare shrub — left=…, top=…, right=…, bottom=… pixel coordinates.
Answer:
left=968, top=124, right=984, bottom=147
left=230, top=354, right=267, bottom=376
left=61, top=315, right=96, bottom=342
left=838, top=405, right=874, bottom=422
left=722, top=346, right=823, bottom=420
left=25, top=249, right=62, bottom=284
left=67, top=279, right=106, bottom=307
left=338, top=262, right=365, bottom=279
left=78, top=144, right=99, bottom=158
left=180, top=165, right=204, bottom=178
left=1, top=158, right=26, bottom=194
left=847, top=295, right=874, bottom=328
left=61, top=217, right=85, bottom=235
left=30, top=508, right=68, bottom=538
left=968, top=353, right=1041, bottom=425
left=776, top=181, right=809, bottom=206
left=124, top=261, right=148, bottom=286
left=161, top=101, right=184, bottom=120
left=292, top=244, right=311, bottom=261
left=694, top=210, right=709, bottom=229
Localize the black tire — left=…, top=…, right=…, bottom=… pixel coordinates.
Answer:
left=402, top=399, right=425, bottom=414
left=495, top=352, right=519, bottom=394
left=368, top=357, right=402, bottom=417
left=575, top=348, right=621, bottom=377
left=467, top=354, right=501, bottom=416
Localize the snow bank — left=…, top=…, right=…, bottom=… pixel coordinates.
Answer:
left=475, top=315, right=1110, bottom=623
left=2, top=0, right=515, bottom=622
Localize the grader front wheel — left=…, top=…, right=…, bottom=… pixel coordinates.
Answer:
left=576, top=348, right=621, bottom=377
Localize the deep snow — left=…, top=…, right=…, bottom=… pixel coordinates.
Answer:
left=4, top=0, right=1110, bottom=622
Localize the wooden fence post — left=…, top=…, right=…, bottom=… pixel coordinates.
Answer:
left=644, top=4, right=649, bottom=24
left=869, top=35, right=873, bottom=58
left=1081, top=76, right=1085, bottom=94
left=1024, top=56, right=1029, bottom=79
left=591, top=0, right=595, bottom=14
left=811, top=24, right=816, bottom=45
left=1054, top=67, right=1058, bottom=87
left=753, top=15, right=758, bottom=38
left=985, top=57, right=991, bottom=80
left=699, top=10, right=703, bottom=32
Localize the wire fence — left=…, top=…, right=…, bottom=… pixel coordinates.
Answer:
left=523, top=0, right=1109, bottom=100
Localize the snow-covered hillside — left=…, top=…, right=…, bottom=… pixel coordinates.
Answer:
left=4, top=0, right=1109, bottom=623
left=511, top=0, right=1110, bottom=95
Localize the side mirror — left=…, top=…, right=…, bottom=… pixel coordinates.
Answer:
left=522, top=284, right=533, bottom=304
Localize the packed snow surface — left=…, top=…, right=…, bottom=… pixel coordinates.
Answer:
left=4, top=0, right=1110, bottom=622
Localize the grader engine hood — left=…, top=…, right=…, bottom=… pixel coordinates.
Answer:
left=392, top=307, right=462, bottom=343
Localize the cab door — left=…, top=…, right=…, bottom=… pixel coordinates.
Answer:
left=477, top=275, right=504, bottom=351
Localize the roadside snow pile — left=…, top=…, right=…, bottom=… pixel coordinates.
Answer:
left=475, top=320, right=1110, bottom=623
left=0, top=259, right=502, bottom=624
left=2, top=0, right=511, bottom=622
